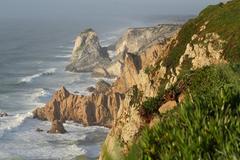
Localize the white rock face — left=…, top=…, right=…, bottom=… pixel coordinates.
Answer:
left=179, top=33, right=226, bottom=70
left=115, top=24, right=181, bottom=56
left=166, top=32, right=227, bottom=89
left=66, top=29, right=111, bottom=72
left=93, top=24, right=181, bottom=78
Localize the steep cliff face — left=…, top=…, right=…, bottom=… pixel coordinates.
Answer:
left=115, top=24, right=181, bottom=56
left=100, top=1, right=240, bottom=159
left=33, top=1, right=240, bottom=158
left=66, top=28, right=111, bottom=72
left=92, top=24, right=181, bottom=78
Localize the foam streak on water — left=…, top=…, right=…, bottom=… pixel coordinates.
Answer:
left=0, top=116, right=109, bottom=159
left=19, top=68, right=57, bottom=83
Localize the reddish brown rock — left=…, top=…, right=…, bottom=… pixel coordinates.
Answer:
left=33, top=86, right=124, bottom=127
left=48, top=120, right=67, bottom=134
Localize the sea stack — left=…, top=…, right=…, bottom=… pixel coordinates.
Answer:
left=65, top=28, right=111, bottom=72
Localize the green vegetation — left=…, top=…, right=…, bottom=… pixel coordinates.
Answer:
left=104, top=1, right=240, bottom=159
left=163, top=19, right=197, bottom=69
left=129, top=85, right=144, bottom=109
left=162, top=0, right=240, bottom=70
left=144, top=65, right=155, bottom=75
left=127, top=64, right=240, bottom=160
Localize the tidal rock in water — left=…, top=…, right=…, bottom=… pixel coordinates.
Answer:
left=33, top=86, right=123, bottom=127
left=47, top=120, right=67, bottom=134
left=0, top=112, right=8, bottom=117
left=36, top=128, right=44, bottom=132
left=66, top=28, right=111, bottom=72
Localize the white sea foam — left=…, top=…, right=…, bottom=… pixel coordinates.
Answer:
left=30, top=88, right=52, bottom=105
left=0, top=115, right=109, bottom=159
left=58, top=45, right=73, bottom=49
left=19, top=68, right=56, bottom=83
left=0, top=112, right=33, bottom=138
left=55, top=54, right=72, bottom=58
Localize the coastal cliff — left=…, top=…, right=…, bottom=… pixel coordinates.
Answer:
left=100, top=0, right=240, bottom=159
left=93, top=24, right=181, bottom=78
left=33, top=0, right=240, bottom=159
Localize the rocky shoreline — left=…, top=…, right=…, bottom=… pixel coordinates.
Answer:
left=33, top=17, right=227, bottom=158
left=33, top=23, right=181, bottom=157
left=33, top=24, right=181, bottom=124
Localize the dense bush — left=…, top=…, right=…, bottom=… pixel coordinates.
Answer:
left=126, top=64, right=240, bottom=160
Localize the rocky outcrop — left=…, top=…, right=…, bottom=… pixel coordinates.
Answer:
left=33, top=85, right=124, bottom=128
left=115, top=24, right=181, bottom=56
left=92, top=24, right=181, bottom=78
left=47, top=120, right=67, bottom=134
left=0, top=112, right=8, bottom=117
left=66, top=28, right=111, bottom=72
left=92, top=61, right=124, bottom=78
left=158, top=101, right=177, bottom=114
left=99, top=23, right=230, bottom=159
left=99, top=93, right=145, bottom=160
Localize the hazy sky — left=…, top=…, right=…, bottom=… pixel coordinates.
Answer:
left=0, top=0, right=223, bottom=20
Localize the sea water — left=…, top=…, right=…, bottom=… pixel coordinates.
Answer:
left=0, top=8, right=190, bottom=160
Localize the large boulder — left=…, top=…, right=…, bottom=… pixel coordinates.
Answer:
left=158, top=101, right=177, bottom=114
left=66, top=28, right=111, bottom=72
left=0, top=112, right=8, bottom=117
left=48, top=120, right=67, bottom=134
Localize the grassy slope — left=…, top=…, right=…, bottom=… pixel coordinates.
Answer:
left=128, top=64, right=240, bottom=160
left=163, top=0, right=240, bottom=69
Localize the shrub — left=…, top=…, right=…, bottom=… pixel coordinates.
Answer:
left=126, top=64, right=240, bottom=160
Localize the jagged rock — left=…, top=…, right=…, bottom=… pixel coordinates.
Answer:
left=159, top=101, right=177, bottom=114
left=36, top=128, right=44, bottom=132
left=92, top=67, right=110, bottom=77
left=0, top=112, right=8, bottom=117
left=92, top=25, right=181, bottom=78
left=66, top=28, right=111, bottom=72
left=99, top=93, right=145, bottom=160
left=115, top=24, right=181, bottom=57
left=92, top=60, right=124, bottom=78
left=47, top=120, right=67, bottom=134
left=33, top=86, right=123, bottom=127
left=99, top=36, right=178, bottom=159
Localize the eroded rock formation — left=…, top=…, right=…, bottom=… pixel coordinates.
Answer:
left=66, top=28, right=111, bottom=72
left=115, top=24, right=181, bottom=56
left=48, top=120, right=67, bottom=134
left=92, top=24, right=181, bottom=78
left=33, top=84, right=124, bottom=128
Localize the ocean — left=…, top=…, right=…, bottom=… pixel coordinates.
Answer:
left=0, top=9, right=191, bottom=160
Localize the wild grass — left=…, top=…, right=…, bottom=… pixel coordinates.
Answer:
left=126, top=64, right=240, bottom=159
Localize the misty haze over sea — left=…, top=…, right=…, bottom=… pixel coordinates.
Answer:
left=0, top=0, right=222, bottom=159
